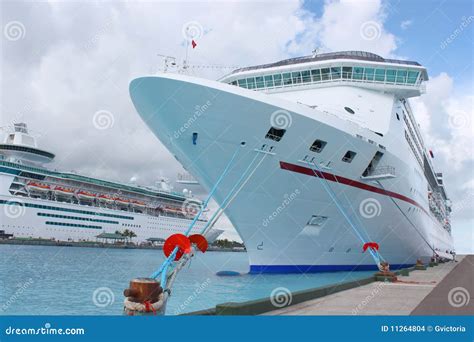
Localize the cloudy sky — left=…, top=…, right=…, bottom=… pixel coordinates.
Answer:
left=1, top=0, right=472, bottom=252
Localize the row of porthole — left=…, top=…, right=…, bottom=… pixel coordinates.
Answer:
left=121, top=223, right=141, bottom=228
left=2, top=225, right=34, bottom=229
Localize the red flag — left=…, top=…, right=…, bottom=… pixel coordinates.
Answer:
left=191, top=39, right=197, bottom=49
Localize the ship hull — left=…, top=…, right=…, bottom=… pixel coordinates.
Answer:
left=0, top=193, right=220, bottom=244
left=130, top=74, right=454, bottom=273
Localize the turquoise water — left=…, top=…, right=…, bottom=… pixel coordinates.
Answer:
left=0, top=245, right=373, bottom=315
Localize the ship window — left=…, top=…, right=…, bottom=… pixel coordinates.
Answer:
left=310, top=139, right=327, bottom=153
left=291, top=71, right=302, bottom=84
left=264, top=75, right=274, bottom=88
left=353, top=67, right=364, bottom=80
left=375, top=69, right=385, bottom=82
left=283, top=73, right=292, bottom=85
left=331, top=67, right=341, bottom=79
left=344, top=107, right=355, bottom=114
left=311, top=69, right=321, bottom=82
left=407, top=71, right=419, bottom=84
left=364, top=68, right=374, bottom=81
left=255, top=76, right=265, bottom=89
left=342, top=150, right=356, bottom=163
left=301, top=70, right=311, bottom=83
left=386, top=69, right=396, bottom=83
left=321, top=68, right=330, bottom=81
left=273, top=74, right=282, bottom=87
left=342, top=67, right=352, bottom=79
left=396, top=70, right=407, bottom=84
left=230, top=81, right=237, bottom=86
left=265, top=127, right=286, bottom=142
left=247, top=77, right=256, bottom=89
left=238, top=79, right=247, bottom=88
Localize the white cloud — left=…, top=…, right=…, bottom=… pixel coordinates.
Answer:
left=412, top=73, right=473, bottom=171
left=315, top=0, right=398, bottom=57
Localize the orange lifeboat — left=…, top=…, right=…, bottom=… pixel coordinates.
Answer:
left=163, top=206, right=182, bottom=214
left=131, top=200, right=146, bottom=208
left=77, top=190, right=96, bottom=201
left=26, top=181, right=50, bottom=193
left=97, top=194, right=114, bottom=204
left=54, top=186, right=75, bottom=197
left=114, top=197, right=130, bottom=206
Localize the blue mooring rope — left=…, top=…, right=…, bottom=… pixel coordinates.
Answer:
left=151, top=145, right=242, bottom=285
left=309, top=161, right=383, bottom=265
left=198, top=152, right=263, bottom=235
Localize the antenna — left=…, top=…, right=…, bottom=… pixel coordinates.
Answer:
left=312, top=48, right=320, bottom=57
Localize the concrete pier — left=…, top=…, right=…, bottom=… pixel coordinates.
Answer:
left=411, top=254, right=473, bottom=315
left=264, top=256, right=471, bottom=316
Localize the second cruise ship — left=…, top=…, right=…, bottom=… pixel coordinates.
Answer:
left=0, top=123, right=222, bottom=244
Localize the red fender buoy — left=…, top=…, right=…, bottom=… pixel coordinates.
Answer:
left=163, top=234, right=191, bottom=261
left=189, top=234, right=208, bottom=253
left=363, top=242, right=379, bottom=252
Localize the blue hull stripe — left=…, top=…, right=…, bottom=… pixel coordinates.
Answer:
left=249, top=264, right=414, bottom=274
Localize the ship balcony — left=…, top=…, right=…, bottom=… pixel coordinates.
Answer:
left=360, top=165, right=396, bottom=180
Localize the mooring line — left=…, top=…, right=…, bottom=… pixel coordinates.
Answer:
left=308, top=161, right=383, bottom=266
left=151, top=145, right=242, bottom=282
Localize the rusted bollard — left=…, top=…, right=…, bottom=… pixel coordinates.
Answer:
left=374, top=262, right=397, bottom=282
left=123, top=278, right=165, bottom=316
left=415, top=259, right=427, bottom=270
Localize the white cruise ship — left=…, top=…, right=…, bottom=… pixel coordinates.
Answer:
left=130, top=51, right=454, bottom=273
left=0, top=123, right=222, bottom=244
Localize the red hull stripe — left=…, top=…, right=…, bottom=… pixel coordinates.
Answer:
left=279, top=161, right=427, bottom=214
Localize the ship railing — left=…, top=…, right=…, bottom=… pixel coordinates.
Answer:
left=360, top=165, right=396, bottom=180
left=372, top=165, right=395, bottom=176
